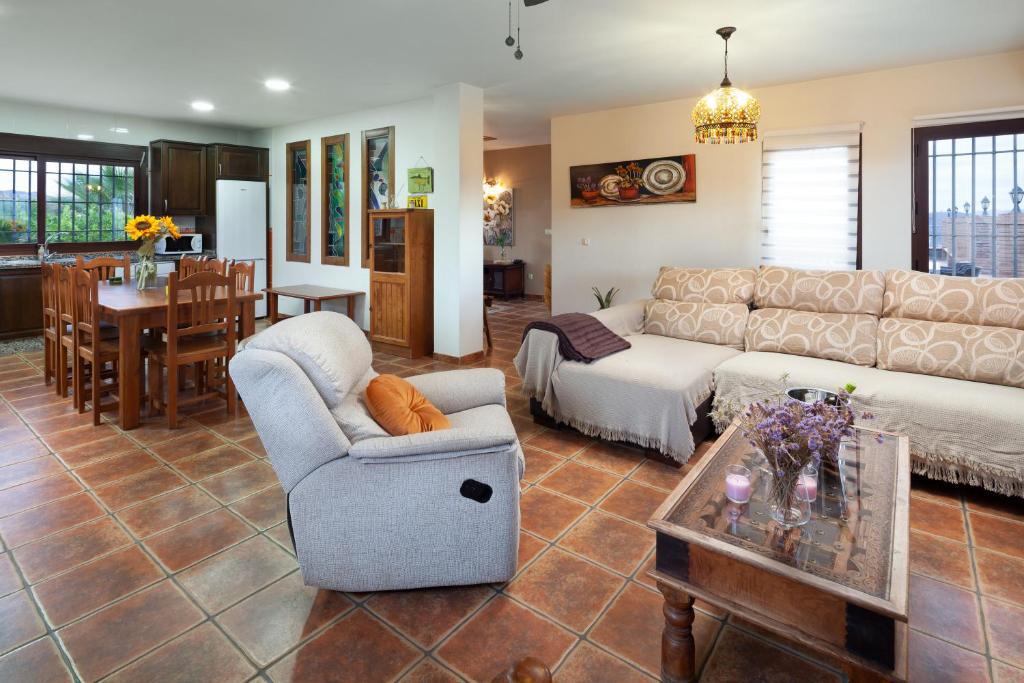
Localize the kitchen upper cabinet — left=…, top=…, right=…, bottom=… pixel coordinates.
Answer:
left=149, top=140, right=207, bottom=215
left=210, top=144, right=267, bottom=181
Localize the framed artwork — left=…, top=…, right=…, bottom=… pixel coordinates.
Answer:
left=321, top=134, right=349, bottom=266
left=361, top=126, right=395, bottom=267
left=483, top=187, right=514, bottom=246
left=285, top=139, right=311, bottom=263
left=569, top=154, right=696, bottom=208
left=407, top=195, right=428, bottom=208
left=407, top=167, right=434, bottom=194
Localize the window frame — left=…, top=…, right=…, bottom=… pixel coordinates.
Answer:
left=361, top=126, right=395, bottom=269
left=0, top=132, right=148, bottom=255
left=911, top=118, right=1024, bottom=274
left=285, top=139, right=312, bottom=264
left=760, top=132, right=863, bottom=271
left=320, top=133, right=350, bottom=267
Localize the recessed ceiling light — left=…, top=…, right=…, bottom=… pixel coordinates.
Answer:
left=77, top=133, right=95, bottom=140
left=109, top=127, right=129, bottom=134
left=191, top=100, right=215, bottom=112
left=264, top=78, right=291, bottom=92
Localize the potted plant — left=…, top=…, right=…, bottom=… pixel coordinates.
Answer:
left=576, top=176, right=600, bottom=203
left=615, top=162, right=645, bottom=200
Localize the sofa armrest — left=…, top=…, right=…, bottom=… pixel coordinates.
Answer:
left=591, top=299, right=646, bottom=337
left=406, top=368, right=506, bottom=414
left=348, top=426, right=518, bottom=464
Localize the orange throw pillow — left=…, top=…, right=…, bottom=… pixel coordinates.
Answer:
left=364, top=374, right=451, bottom=436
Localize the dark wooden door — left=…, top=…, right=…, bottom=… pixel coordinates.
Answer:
left=153, top=141, right=206, bottom=215
left=215, top=146, right=267, bottom=181
left=0, top=268, right=43, bottom=339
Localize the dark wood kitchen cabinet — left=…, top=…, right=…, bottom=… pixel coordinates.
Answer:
left=209, top=144, right=268, bottom=181
left=0, top=267, right=43, bottom=340
left=149, top=140, right=207, bottom=215
left=484, top=261, right=525, bottom=299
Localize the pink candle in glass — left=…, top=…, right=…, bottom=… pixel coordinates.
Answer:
left=797, top=473, right=818, bottom=501
left=725, top=465, right=752, bottom=504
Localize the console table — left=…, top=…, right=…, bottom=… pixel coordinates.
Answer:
left=484, top=261, right=525, bottom=299
left=265, top=284, right=364, bottom=323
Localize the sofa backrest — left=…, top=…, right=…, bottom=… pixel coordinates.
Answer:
left=877, top=270, right=1024, bottom=388
left=645, top=267, right=755, bottom=349
left=745, top=266, right=885, bottom=366
left=242, top=311, right=373, bottom=409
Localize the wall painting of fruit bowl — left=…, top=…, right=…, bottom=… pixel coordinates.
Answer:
left=569, top=154, right=695, bottom=208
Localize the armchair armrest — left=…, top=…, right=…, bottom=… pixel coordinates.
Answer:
left=348, top=426, right=518, bottom=465
left=406, top=368, right=506, bottom=414
left=590, top=299, right=646, bottom=337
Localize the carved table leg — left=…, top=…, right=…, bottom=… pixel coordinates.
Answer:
left=658, top=581, right=696, bottom=683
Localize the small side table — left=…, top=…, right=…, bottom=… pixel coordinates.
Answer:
left=265, top=285, right=365, bottom=324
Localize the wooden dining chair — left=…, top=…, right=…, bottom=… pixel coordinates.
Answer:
left=55, top=265, right=77, bottom=398
left=41, top=263, right=60, bottom=387
left=77, top=254, right=131, bottom=282
left=203, top=257, right=230, bottom=276
left=146, top=270, right=237, bottom=428
left=72, top=269, right=121, bottom=424
left=179, top=255, right=207, bottom=277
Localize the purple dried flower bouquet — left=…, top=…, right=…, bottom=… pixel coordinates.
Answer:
left=739, top=392, right=856, bottom=527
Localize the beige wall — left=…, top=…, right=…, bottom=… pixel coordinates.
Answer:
left=551, top=50, right=1024, bottom=313
left=484, top=144, right=551, bottom=296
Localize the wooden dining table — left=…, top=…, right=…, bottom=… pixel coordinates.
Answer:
left=97, top=279, right=263, bottom=430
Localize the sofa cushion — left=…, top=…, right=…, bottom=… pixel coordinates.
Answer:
left=755, top=266, right=885, bottom=315
left=745, top=308, right=878, bottom=366
left=883, top=269, right=1024, bottom=329
left=644, top=300, right=749, bottom=349
left=712, top=351, right=1024, bottom=496
left=651, top=267, right=756, bottom=304
left=877, top=317, right=1024, bottom=389
left=550, top=334, right=742, bottom=461
left=244, top=311, right=372, bottom=410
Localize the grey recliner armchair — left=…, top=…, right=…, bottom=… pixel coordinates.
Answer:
left=229, top=311, right=523, bottom=592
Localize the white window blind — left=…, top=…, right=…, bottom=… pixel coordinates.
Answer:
left=761, top=130, right=861, bottom=270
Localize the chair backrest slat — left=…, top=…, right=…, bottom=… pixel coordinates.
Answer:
left=230, top=261, right=256, bottom=293
left=167, top=270, right=236, bottom=350
left=77, top=254, right=132, bottom=282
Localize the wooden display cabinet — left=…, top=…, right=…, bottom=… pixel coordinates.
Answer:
left=368, top=209, right=434, bottom=358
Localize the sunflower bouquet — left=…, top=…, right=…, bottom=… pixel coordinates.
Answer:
left=125, top=215, right=180, bottom=290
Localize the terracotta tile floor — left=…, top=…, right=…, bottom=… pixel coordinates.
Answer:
left=0, top=298, right=1022, bottom=681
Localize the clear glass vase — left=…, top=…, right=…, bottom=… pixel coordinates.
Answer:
left=135, top=250, right=157, bottom=290
left=766, top=468, right=811, bottom=528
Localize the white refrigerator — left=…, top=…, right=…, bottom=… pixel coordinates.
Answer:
left=215, top=180, right=268, bottom=318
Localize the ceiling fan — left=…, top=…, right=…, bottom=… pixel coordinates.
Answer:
left=503, top=0, right=549, bottom=60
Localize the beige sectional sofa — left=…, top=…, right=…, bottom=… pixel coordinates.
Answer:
left=514, top=265, right=1024, bottom=497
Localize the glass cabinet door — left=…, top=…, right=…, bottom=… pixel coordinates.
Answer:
left=373, top=216, right=406, bottom=273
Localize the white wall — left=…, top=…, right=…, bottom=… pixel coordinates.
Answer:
left=551, top=50, right=1024, bottom=314
left=263, top=84, right=484, bottom=358
left=0, top=97, right=256, bottom=147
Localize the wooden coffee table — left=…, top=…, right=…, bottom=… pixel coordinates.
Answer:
left=648, top=421, right=910, bottom=682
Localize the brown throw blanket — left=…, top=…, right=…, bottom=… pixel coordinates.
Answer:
left=523, top=313, right=631, bottom=363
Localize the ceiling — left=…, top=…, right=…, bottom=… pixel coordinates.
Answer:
left=1, top=0, right=1021, bottom=148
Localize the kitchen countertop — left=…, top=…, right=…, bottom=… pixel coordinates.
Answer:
left=0, top=250, right=215, bottom=271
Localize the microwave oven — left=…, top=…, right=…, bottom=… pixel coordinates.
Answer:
left=155, top=233, right=203, bottom=255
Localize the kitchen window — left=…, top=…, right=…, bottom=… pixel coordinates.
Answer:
left=761, top=129, right=862, bottom=270
left=0, top=133, right=147, bottom=254
left=912, top=118, right=1024, bottom=277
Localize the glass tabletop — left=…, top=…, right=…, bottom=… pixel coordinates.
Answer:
left=666, top=426, right=902, bottom=600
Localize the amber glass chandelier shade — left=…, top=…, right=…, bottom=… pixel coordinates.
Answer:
left=691, top=85, right=761, bottom=144
left=692, top=26, right=760, bottom=144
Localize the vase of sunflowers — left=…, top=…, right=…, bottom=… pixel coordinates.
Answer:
left=125, top=215, right=180, bottom=291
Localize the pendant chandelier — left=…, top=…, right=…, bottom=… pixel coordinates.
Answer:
left=691, top=27, right=761, bottom=144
